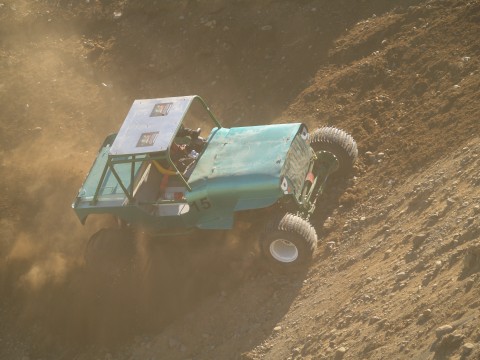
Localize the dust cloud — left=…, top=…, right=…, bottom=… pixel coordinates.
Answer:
left=1, top=140, right=259, bottom=350
left=0, top=20, right=254, bottom=351
left=1, top=124, right=259, bottom=351
left=0, top=0, right=391, bottom=355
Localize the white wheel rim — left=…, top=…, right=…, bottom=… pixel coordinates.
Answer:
left=269, top=239, right=298, bottom=263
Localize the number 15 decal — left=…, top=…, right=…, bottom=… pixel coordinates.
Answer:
left=190, top=197, right=211, bottom=211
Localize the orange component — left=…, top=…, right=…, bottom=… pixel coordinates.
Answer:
left=174, top=192, right=184, bottom=200
left=160, top=174, right=169, bottom=192
left=305, top=172, right=314, bottom=183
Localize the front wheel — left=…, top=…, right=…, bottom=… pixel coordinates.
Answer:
left=261, top=213, right=318, bottom=271
left=310, top=126, right=358, bottom=176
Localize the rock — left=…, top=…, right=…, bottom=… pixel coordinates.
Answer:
left=204, top=20, right=216, bottom=28
left=396, top=271, right=408, bottom=282
left=427, top=212, right=439, bottom=224
left=261, top=25, right=273, bottom=31
left=365, top=151, right=376, bottom=163
left=417, top=309, right=432, bottom=324
left=324, top=217, right=335, bottom=230
left=335, top=346, right=346, bottom=359
left=436, top=324, right=453, bottom=339
left=462, top=342, right=475, bottom=354
left=463, top=243, right=480, bottom=273
left=363, top=246, right=376, bottom=258
left=437, top=331, right=465, bottom=351
left=326, top=241, right=336, bottom=249
left=273, top=326, right=282, bottom=332
left=423, top=309, right=432, bottom=318
left=413, top=233, right=428, bottom=248
left=469, top=299, right=480, bottom=308
left=405, top=250, right=417, bottom=262
left=292, top=347, right=301, bottom=355
left=343, top=315, right=353, bottom=325
left=466, top=277, right=475, bottom=291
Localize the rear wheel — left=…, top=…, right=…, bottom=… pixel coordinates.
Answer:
left=84, top=228, right=135, bottom=284
left=83, top=229, right=136, bottom=341
left=261, top=213, right=317, bottom=271
left=310, top=127, right=358, bottom=176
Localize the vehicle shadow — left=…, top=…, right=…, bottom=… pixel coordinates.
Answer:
left=310, top=175, right=358, bottom=232
left=131, top=231, right=309, bottom=360
left=9, top=225, right=307, bottom=358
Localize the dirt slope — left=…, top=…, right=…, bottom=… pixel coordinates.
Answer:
left=0, top=0, right=479, bottom=359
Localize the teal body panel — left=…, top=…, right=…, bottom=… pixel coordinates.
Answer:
left=184, top=124, right=303, bottom=228
left=73, top=121, right=306, bottom=230
left=189, top=124, right=301, bottom=182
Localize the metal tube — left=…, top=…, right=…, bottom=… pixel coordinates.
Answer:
left=110, top=164, right=134, bottom=202
left=193, top=95, right=222, bottom=128
left=130, top=154, right=135, bottom=193
left=91, top=159, right=110, bottom=205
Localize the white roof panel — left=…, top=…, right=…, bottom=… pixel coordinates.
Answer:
left=109, top=96, right=195, bottom=155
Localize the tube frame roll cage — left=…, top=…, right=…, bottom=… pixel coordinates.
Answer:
left=90, top=95, right=222, bottom=206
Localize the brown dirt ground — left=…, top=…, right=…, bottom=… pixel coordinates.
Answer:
left=1, top=0, right=479, bottom=359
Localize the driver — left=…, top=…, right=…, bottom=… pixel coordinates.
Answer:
left=151, top=125, right=205, bottom=177
left=175, top=125, right=205, bottom=153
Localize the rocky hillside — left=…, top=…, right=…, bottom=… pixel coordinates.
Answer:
left=0, top=0, right=479, bottom=359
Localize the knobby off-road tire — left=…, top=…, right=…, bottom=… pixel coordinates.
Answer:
left=84, top=228, right=135, bottom=286
left=310, top=126, right=358, bottom=176
left=261, top=213, right=318, bottom=271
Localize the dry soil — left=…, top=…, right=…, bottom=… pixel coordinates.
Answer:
left=0, top=0, right=479, bottom=359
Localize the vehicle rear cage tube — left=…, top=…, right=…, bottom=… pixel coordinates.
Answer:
left=109, top=163, right=134, bottom=202
left=91, top=159, right=110, bottom=205
left=90, top=95, right=220, bottom=205
left=193, top=95, right=222, bottom=129
left=90, top=152, right=192, bottom=205
left=130, top=154, right=136, bottom=197
left=163, top=148, right=192, bottom=191
left=91, top=156, right=137, bottom=205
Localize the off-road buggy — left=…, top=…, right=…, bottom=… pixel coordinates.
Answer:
left=73, top=95, right=357, bottom=270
